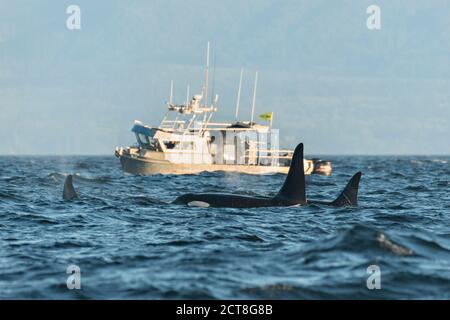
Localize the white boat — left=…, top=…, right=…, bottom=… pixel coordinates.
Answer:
left=115, top=44, right=332, bottom=176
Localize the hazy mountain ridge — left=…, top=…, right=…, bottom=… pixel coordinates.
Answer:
left=0, top=0, right=449, bottom=154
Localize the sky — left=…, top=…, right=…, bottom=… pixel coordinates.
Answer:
left=0, top=0, right=449, bottom=155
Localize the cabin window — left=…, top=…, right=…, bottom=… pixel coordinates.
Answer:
left=180, top=141, right=194, bottom=150
left=223, top=144, right=235, bottom=162
left=163, top=141, right=178, bottom=149
left=148, top=139, right=161, bottom=151
left=137, top=133, right=150, bottom=146
left=210, top=143, right=217, bottom=155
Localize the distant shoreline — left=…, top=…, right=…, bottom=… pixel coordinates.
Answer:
left=0, top=154, right=449, bottom=157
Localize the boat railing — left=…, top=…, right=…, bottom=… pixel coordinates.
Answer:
left=165, top=150, right=212, bottom=155
left=249, top=149, right=293, bottom=154
left=159, top=120, right=186, bottom=128
left=159, top=117, right=272, bottom=134
left=162, top=147, right=291, bottom=155
left=202, top=122, right=232, bottom=128
left=245, top=148, right=293, bottom=163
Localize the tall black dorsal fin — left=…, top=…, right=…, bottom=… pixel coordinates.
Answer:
left=330, top=172, right=361, bottom=207
left=275, top=143, right=306, bottom=205
left=63, top=175, right=78, bottom=200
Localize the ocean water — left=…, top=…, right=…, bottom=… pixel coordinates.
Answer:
left=0, top=155, right=449, bottom=299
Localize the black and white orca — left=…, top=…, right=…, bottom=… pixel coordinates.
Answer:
left=62, top=143, right=362, bottom=208
left=173, top=143, right=362, bottom=208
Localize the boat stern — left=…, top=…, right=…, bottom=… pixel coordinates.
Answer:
left=311, top=159, right=333, bottom=175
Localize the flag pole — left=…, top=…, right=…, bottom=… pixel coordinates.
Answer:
left=235, top=68, right=244, bottom=122
left=250, top=70, right=258, bottom=125
left=204, top=42, right=210, bottom=108
left=185, top=84, right=190, bottom=107
left=169, top=80, right=173, bottom=105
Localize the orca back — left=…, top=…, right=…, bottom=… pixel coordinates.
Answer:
left=274, top=143, right=307, bottom=205
left=330, top=172, right=361, bottom=207
left=63, top=175, right=78, bottom=200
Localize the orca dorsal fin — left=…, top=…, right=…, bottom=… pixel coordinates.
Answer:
left=275, top=143, right=306, bottom=205
left=330, top=172, right=362, bottom=207
left=63, top=175, right=78, bottom=200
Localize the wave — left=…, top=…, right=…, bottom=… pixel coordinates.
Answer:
left=6, top=212, right=59, bottom=225
left=145, top=239, right=204, bottom=247
left=376, top=233, right=413, bottom=256
left=300, top=224, right=450, bottom=263
left=72, top=174, right=112, bottom=184
left=126, top=195, right=168, bottom=205
left=374, top=212, right=423, bottom=223
left=0, top=191, right=18, bottom=200
left=45, top=173, right=112, bottom=184
left=0, top=176, right=25, bottom=183
left=387, top=172, right=407, bottom=178
left=302, top=224, right=415, bottom=257
left=403, top=185, right=432, bottom=192
left=431, top=159, right=448, bottom=164
left=234, top=234, right=265, bottom=242
left=410, top=159, right=449, bottom=165
left=74, top=161, right=93, bottom=169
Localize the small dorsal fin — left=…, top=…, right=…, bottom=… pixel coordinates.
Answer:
left=330, top=172, right=361, bottom=207
left=275, top=143, right=306, bottom=205
left=63, top=175, right=78, bottom=200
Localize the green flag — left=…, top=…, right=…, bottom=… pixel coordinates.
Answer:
left=259, top=112, right=273, bottom=122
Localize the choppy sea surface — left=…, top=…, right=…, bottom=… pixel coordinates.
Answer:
left=0, top=155, right=449, bottom=299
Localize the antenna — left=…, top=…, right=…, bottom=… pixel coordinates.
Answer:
left=210, top=50, right=216, bottom=107
left=235, top=68, right=244, bottom=122
left=204, top=42, right=210, bottom=108
left=250, top=70, right=258, bottom=125
left=169, top=80, right=173, bottom=105
left=185, top=84, right=190, bottom=107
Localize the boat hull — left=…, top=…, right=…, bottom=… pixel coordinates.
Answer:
left=118, top=153, right=316, bottom=175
